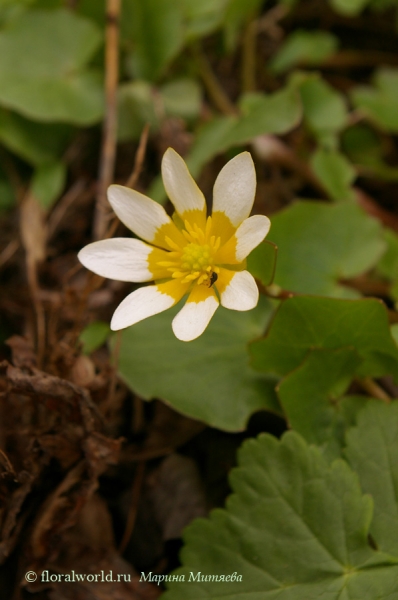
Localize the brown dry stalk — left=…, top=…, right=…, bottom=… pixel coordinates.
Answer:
left=93, top=0, right=121, bottom=241
left=47, top=179, right=89, bottom=239
left=358, top=377, right=392, bottom=403
left=19, top=193, right=47, bottom=367
left=0, top=239, right=19, bottom=270
left=125, top=123, right=150, bottom=190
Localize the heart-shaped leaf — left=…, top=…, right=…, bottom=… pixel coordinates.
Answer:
left=116, top=297, right=280, bottom=431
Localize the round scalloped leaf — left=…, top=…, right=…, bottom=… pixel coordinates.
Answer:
left=268, top=200, right=385, bottom=297
left=345, top=402, right=398, bottom=557
left=311, top=148, right=356, bottom=201
left=300, top=76, right=348, bottom=142
left=270, top=30, right=339, bottom=74
left=277, top=347, right=363, bottom=460
left=116, top=297, right=280, bottom=431
left=251, top=296, right=398, bottom=379
left=246, top=240, right=277, bottom=287
left=0, top=109, right=72, bottom=166
left=351, top=68, right=398, bottom=133
left=163, top=431, right=398, bottom=599
left=126, top=0, right=184, bottom=81
left=0, top=9, right=103, bottom=124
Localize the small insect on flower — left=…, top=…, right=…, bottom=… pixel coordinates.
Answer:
left=78, top=149, right=271, bottom=341
left=207, top=271, right=218, bottom=288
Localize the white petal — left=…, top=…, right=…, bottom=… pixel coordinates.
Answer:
left=235, top=215, right=271, bottom=261
left=213, top=152, right=256, bottom=227
left=111, top=286, right=176, bottom=331
left=162, top=148, right=206, bottom=215
left=78, top=238, right=152, bottom=282
left=220, top=270, right=259, bottom=311
left=172, top=295, right=219, bottom=342
left=108, top=185, right=171, bottom=242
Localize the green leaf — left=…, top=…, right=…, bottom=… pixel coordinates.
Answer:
left=179, top=0, right=229, bottom=40
left=346, top=402, right=398, bottom=556
left=119, top=76, right=202, bottom=142
left=163, top=431, right=398, bottom=600
left=223, top=0, right=264, bottom=50
left=342, top=123, right=383, bottom=165
left=0, top=0, right=61, bottom=28
left=197, top=85, right=301, bottom=170
left=118, top=77, right=201, bottom=141
left=299, top=76, right=348, bottom=145
left=377, top=229, right=398, bottom=282
left=391, top=324, right=398, bottom=346
left=250, top=296, right=398, bottom=379
left=380, top=231, right=398, bottom=301
left=351, top=68, right=398, bottom=133
left=278, top=347, right=364, bottom=460
left=268, top=200, right=385, bottom=297
left=329, top=0, right=369, bottom=15
left=31, top=161, right=66, bottom=211
left=311, top=148, right=356, bottom=201
left=224, top=85, right=302, bottom=148
left=345, top=125, right=398, bottom=187
left=0, top=109, right=72, bottom=166
left=182, top=117, right=236, bottom=180
left=270, top=30, right=339, bottom=73
left=80, top=321, right=111, bottom=355
left=160, top=78, right=202, bottom=120
left=246, top=240, right=278, bottom=287
left=116, top=296, right=280, bottom=431
left=149, top=84, right=302, bottom=203
left=117, top=81, right=159, bottom=142
left=341, top=124, right=398, bottom=182
left=369, top=0, right=398, bottom=9
left=190, top=85, right=301, bottom=169
left=127, top=0, right=184, bottom=81
left=0, top=1, right=30, bottom=28
left=0, top=9, right=104, bottom=124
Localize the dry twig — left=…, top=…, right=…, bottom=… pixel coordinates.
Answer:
left=125, top=124, right=150, bottom=189
left=358, top=377, right=392, bottom=403
left=19, top=193, right=47, bottom=367
left=47, top=179, right=89, bottom=238
left=93, top=0, right=121, bottom=240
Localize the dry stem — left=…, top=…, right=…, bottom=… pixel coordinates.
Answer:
left=358, top=377, right=392, bottom=403
left=93, top=0, right=121, bottom=240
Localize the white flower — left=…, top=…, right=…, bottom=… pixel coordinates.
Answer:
left=78, top=149, right=271, bottom=341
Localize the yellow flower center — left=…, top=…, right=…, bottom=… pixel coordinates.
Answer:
left=160, top=216, right=221, bottom=286
left=181, top=243, right=211, bottom=270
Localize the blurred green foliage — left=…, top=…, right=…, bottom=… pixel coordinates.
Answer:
left=2, top=1, right=398, bottom=591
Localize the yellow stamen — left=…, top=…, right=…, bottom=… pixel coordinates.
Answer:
left=158, top=260, right=179, bottom=267
left=151, top=216, right=226, bottom=289
left=165, top=236, right=181, bottom=251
